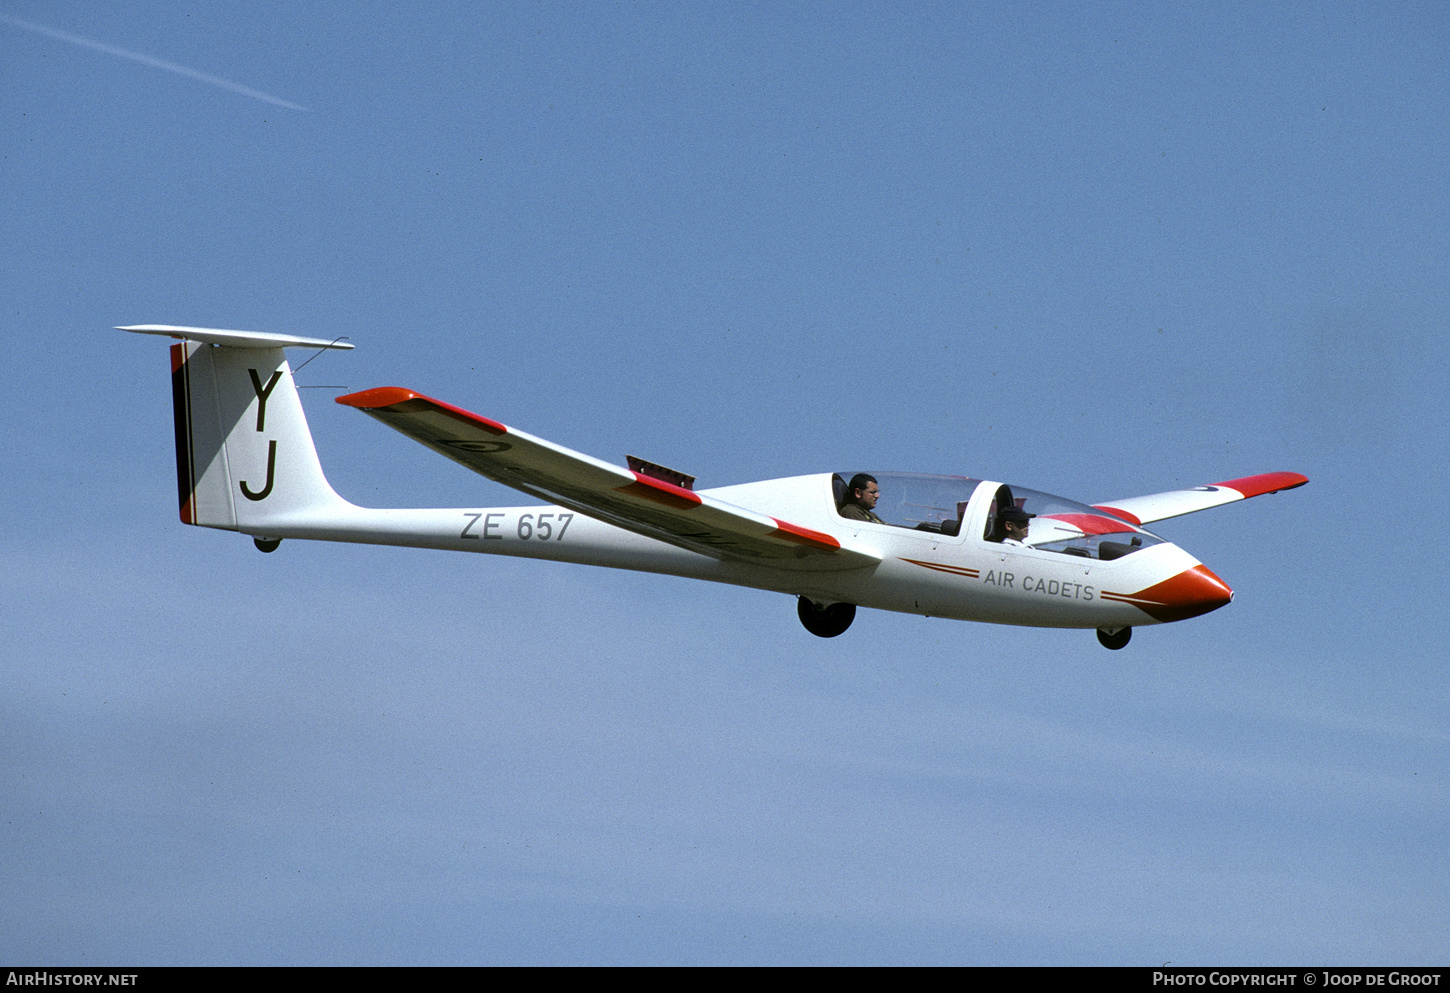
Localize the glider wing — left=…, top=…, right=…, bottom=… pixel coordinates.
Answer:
left=337, top=388, right=879, bottom=571
left=1093, top=472, right=1308, bottom=526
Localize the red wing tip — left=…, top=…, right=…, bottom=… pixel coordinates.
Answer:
left=336, top=388, right=509, bottom=435
left=1213, top=472, right=1310, bottom=498
left=336, top=386, right=421, bottom=409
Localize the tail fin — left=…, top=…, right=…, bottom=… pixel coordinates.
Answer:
left=123, top=325, right=354, bottom=532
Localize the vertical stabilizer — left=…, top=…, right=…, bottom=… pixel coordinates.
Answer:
left=126, top=326, right=355, bottom=532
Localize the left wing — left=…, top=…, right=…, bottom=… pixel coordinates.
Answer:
left=336, top=387, right=879, bottom=571
left=1094, top=472, right=1308, bottom=526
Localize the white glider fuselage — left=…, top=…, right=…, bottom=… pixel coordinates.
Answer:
left=129, top=325, right=1303, bottom=643
left=249, top=473, right=1221, bottom=631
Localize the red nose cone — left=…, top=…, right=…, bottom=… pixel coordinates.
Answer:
left=1120, top=565, right=1234, bottom=623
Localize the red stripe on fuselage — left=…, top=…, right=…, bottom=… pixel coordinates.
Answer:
left=900, top=557, right=980, bottom=578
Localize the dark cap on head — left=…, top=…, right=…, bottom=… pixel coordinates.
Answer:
left=998, top=506, right=1036, bottom=525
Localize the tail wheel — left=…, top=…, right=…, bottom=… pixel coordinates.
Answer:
left=798, top=598, right=856, bottom=638
left=253, top=537, right=282, bottom=553
left=1097, top=626, right=1131, bottom=650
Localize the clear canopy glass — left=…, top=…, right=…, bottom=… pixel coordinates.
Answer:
left=834, top=472, right=1164, bottom=559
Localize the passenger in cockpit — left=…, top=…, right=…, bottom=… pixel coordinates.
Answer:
left=997, top=506, right=1035, bottom=546
left=839, top=474, right=884, bottom=523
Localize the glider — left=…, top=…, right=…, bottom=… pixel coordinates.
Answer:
left=125, top=325, right=1307, bottom=649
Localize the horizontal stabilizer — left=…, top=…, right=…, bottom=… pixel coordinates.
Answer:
left=337, top=387, right=879, bottom=571
left=119, top=325, right=353, bottom=350
left=1094, top=472, right=1308, bottom=525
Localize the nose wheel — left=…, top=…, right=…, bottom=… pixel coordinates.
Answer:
left=1096, top=627, right=1131, bottom=650
left=798, top=598, right=856, bottom=638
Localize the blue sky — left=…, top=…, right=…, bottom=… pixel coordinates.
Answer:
left=2, top=1, right=1446, bottom=965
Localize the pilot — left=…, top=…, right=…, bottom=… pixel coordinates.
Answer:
left=998, top=506, right=1036, bottom=546
left=839, top=474, right=884, bottom=523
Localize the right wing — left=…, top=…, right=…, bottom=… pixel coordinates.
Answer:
left=336, top=387, right=879, bottom=571
left=1094, top=472, right=1308, bottom=526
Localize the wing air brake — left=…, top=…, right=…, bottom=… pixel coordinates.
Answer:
left=1094, top=472, right=1308, bottom=525
left=336, top=388, right=879, bottom=571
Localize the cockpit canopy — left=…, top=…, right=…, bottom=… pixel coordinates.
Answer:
left=834, top=472, right=1165, bottom=560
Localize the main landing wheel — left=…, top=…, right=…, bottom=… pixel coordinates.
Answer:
left=798, top=598, right=856, bottom=638
left=1097, top=626, right=1132, bottom=650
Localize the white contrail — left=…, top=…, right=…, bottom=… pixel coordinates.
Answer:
left=1, top=12, right=307, bottom=111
